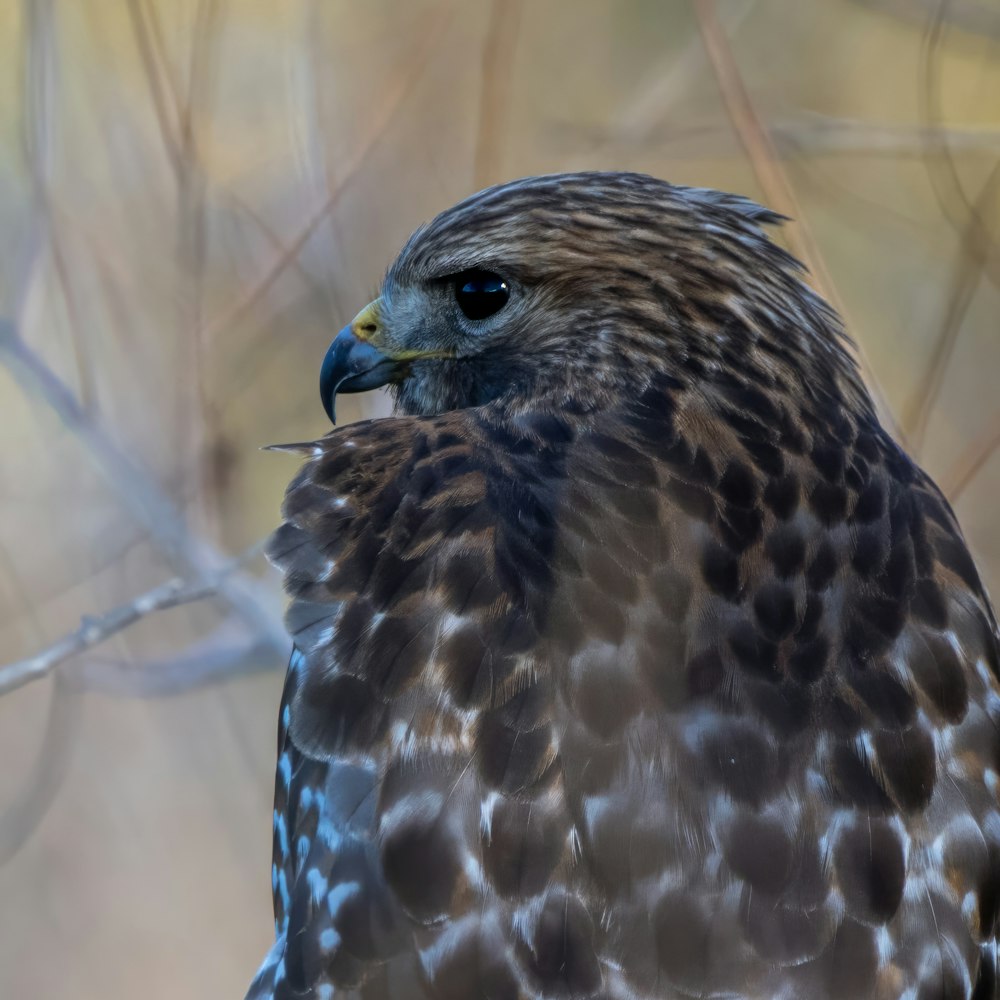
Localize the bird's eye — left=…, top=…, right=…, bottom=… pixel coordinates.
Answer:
left=454, top=270, right=509, bottom=321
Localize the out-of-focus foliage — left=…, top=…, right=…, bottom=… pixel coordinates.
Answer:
left=0, top=2, right=997, bottom=997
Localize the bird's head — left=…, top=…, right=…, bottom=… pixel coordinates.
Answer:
left=321, top=172, right=868, bottom=423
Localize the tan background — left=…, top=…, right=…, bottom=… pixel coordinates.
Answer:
left=0, top=1, right=998, bottom=997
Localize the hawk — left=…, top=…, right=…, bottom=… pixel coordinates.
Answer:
left=246, top=172, right=1000, bottom=999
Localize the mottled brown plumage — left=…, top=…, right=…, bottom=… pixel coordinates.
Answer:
left=246, top=172, right=1000, bottom=1000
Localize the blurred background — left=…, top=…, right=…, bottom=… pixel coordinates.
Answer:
left=0, top=1, right=998, bottom=996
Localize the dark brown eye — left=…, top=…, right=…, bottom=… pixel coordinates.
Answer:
left=454, top=270, right=509, bottom=321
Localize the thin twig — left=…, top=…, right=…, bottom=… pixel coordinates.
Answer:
left=52, top=176, right=331, bottom=316
left=202, top=0, right=457, bottom=343
left=693, top=0, right=836, bottom=301
left=693, top=0, right=901, bottom=440
left=0, top=544, right=272, bottom=697
left=203, top=197, right=334, bottom=340
left=125, top=0, right=225, bottom=534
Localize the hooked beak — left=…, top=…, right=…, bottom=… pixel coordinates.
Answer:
left=319, top=299, right=404, bottom=424
left=319, top=298, right=456, bottom=424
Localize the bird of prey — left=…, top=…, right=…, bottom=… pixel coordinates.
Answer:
left=246, top=172, right=1000, bottom=1000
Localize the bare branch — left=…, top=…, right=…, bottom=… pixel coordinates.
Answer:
left=693, top=0, right=901, bottom=441
left=0, top=542, right=275, bottom=697
left=69, top=619, right=276, bottom=698
left=202, top=0, right=458, bottom=343
left=0, top=319, right=287, bottom=653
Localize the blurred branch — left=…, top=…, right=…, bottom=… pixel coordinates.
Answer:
left=0, top=543, right=269, bottom=698
left=0, top=670, right=81, bottom=866
left=920, top=1, right=1000, bottom=291
left=856, top=0, right=1000, bottom=38
left=184, top=0, right=223, bottom=157
left=903, top=160, right=1000, bottom=452
left=295, top=0, right=345, bottom=323
left=0, top=542, right=277, bottom=866
left=69, top=619, right=276, bottom=698
left=905, top=2, right=1000, bottom=463
left=693, top=0, right=838, bottom=299
left=941, top=417, right=1000, bottom=501
left=203, top=194, right=335, bottom=341
left=125, top=0, right=183, bottom=180
left=773, top=116, right=1000, bottom=157
left=129, top=0, right=315, bottom=297
left=474, top=0, right=523, bottom=189
left=616, top=0, right=758, bottom=144
left=128, top=0, right=227, bottom=527
left=178, top=0, right=223, bottom=527
left=0, top=318, right=287, bottom=653
left=562, top=113, right=1000, bottom=158
left=692, top=0, right=901, bottom=440
left=21, top=0, right=98, bottom=412
left=204, top=0, right=457, bottom=343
